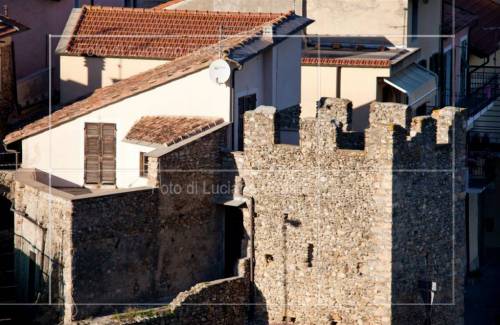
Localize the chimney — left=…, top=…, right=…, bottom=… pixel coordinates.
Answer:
left=262, top=24, right=274, bottom=41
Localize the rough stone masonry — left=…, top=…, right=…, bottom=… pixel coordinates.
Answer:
left=2, top=98, right=466, bottom=325
left=238, top=99, right=466, bottom=324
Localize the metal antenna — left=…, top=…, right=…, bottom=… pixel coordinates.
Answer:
left=219, top=25, right=223, bottom=59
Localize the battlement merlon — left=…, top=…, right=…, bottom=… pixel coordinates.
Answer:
left=316, top=98, right=353, bottom=132
left=243, top=106, right=277, bottom=149
left=243, top=101, right=467, bottom=151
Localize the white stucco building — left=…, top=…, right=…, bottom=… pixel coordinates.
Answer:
left=4, top=6, right=312, bottom=189
left=301, top=36, right=438, bottom=130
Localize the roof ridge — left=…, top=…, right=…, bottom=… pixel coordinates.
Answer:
left=5, top=10, right=307, bottom=144
left=83, top=5, right=290, bottom=16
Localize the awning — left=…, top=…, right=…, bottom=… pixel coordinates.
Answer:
left=384, top=63, right=438, bottom=108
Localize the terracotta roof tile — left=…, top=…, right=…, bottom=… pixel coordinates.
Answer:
left=0, top=15, right=29, bottom=38
left=301, top=36, right=414, bottom=68
left=5, top=11, right=296, bottom=144
left=126, top=116, right=224, bottom=146
left=63, top=6, right=285, bottom=59
left=301, top=56, right=392, bottom=68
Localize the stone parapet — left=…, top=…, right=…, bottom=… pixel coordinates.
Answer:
left=239, top=100, right=467, bottom=324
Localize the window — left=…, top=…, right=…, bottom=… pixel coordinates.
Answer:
left=443, top=50, right=453, bottom=105
left=410, top=0, right=419, bottom=41
left=84, top=123, right=116, bottom=185
left=125, top=0, right=137, bottom=7
left=459, top=38, right=469, bottom=99
left=139, top=152, right=149, bottom=178
left=237, top=94, right=257, bottom=151
left=429, top=53, right=440, bottom=75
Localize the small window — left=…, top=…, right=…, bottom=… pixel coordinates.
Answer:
left=410, top=0, right=419, bottom=41
left=429, top=53, right=440, bottom=75
left=140, top=152, right=149, bottom=177
left=237, top=94, right=257, bottom=151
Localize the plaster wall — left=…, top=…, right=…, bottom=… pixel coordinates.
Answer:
left=301, top=65, right=391, bottom=130
left=60, top=56, right=168, bottom=104
left=22, top=68, right=231, bottom=188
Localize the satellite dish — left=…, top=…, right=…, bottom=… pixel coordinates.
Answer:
left=209, top=59, right=231, bottom=84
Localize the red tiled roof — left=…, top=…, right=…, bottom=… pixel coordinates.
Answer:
left=0, top=15, right=29, bottom=38
left=301, top=57, right=392, bottom=68
left=63, top=6, right=285, bottom=59
left=5, top=10, right=298, bottom=145
left=453, top=0, right=500, bottom=57
left=126, top=116, right=224, bottom=146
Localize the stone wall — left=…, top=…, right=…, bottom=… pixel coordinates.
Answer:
left=239, top=100, right=466, bottom=324
left=77, top=275, right=249, bottom=325
left=69, top=189, right=159, bottom=320
left=0, top=170, right=15, bottom=199
left=153, top=127, right=228, bottom=303
left=0, top=38, right=15, bottom=105
left=68, top=126, right=229, bottom=321
left=12, top=178, right=73, bottom=322
left=0, top=37, right=16, bottom=141
left=10, top=126, right=231, bottom=323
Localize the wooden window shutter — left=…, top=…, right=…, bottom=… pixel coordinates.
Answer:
left=84, top=123, right=116, bottom=185
left=84, top=123, right=101, bottom=184
left=139, top=152, right=149, bottom=178
left=100, top=123, right=116, bottom=185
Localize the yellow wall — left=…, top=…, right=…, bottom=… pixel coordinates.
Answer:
left=60, top=56, right=168, bottom=104
left=301, top=65, right=338, bottom=117
left=306, top=0, right=441, bottom=62
left=408, top=0, right=442, bottom=63
left=301, top=65, right=390, bottom=130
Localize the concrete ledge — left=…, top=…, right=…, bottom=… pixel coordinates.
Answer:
left=14, top=169, right=156, bottom=201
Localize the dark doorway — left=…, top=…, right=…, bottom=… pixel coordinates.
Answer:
left=0, top=196, right=13, bottom=231
left=27, top=251, right=36, bottom=302
left=224, top=207, right=244, bottom=277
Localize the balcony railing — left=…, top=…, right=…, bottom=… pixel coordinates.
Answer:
left=457, top=66, right=500, bottom=117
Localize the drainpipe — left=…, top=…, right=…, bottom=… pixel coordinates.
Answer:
left=3, top=143, right=19, bottom=170
left=336, top=67, right=342, bottom=98
left=228, top=60, right=243, bottom=151
left=230, top=69, right=236, bottom=151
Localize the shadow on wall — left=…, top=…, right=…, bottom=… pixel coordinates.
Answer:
left=238, top=101, right=465, bottom=324
left=252, top=285, right=269, bottom=325
left=9, top=249, right=60, bottom=324
left=390, top=111, right=466, bottom=324
left=60, top=57, right=104, bottom=104
left=351, top=101, right=372, bottom=132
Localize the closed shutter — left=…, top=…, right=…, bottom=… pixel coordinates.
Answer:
left=84, top=123, right=101, bottom=184
left=101, top=123, right=116, bottom=184
left=84, top=123, right=116, bottom=185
